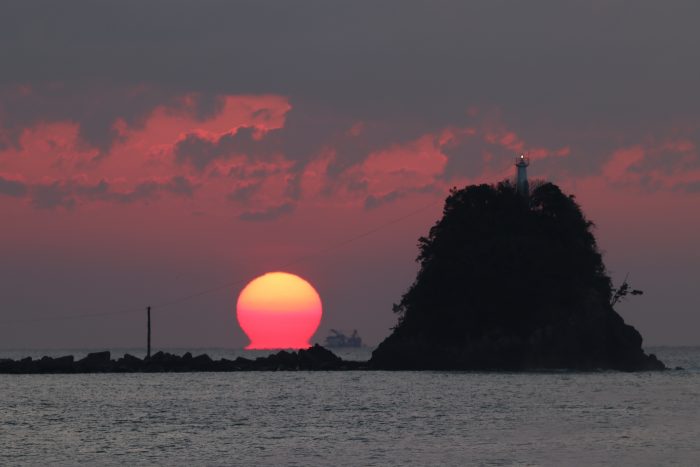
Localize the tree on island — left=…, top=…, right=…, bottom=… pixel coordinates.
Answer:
left=371, top=181, right=664, bottom=371
left=610, top=275, right=644, bottom=307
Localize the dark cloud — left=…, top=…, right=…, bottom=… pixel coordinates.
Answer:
left=364, top=184, right=441, bottom=210
left=284, top=172, right=303, bottom=200
left=674, top=181, right=700, bottom=193
left=173, top=132, right=221, bottom=171
left=31, top=181, right=77, bottom=209
left=172, top=105, right=429, bottom=184
left=165, top=175, right=198, bottom=198
left=364, top=191, right=404, bottom=210
left=238, top=202, right=295, bottom=222
left=173, top=126, right=270, bottom=171
left=639, top=144, right=699, bottom=175
left=27, top=176, right=197, bottom=209
left=0, top=175, right=28, bottom=197
left=226, top=182, right=261, bottom=203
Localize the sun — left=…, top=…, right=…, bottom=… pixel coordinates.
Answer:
left=236, top=272, right=323, bottom=349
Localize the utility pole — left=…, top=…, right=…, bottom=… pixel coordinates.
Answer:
left=147, top=306, right=151, bottom=359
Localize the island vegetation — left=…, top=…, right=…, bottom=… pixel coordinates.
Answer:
left=370, top=180, right=664, bottom=371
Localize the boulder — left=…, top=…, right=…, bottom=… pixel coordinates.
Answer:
left=298, top=344, right=343, bottom=370
left=116, top=353, right=143, bottom=372
left=233, top=357, right=254, bottom=370
left=36, top=355, right=74, bottom=373
left=190, top=354, right=214, bottom=371
left=77, top=351, right=112, bottom=372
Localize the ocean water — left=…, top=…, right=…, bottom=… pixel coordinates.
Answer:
left=1, top=347, right=698, bottom=466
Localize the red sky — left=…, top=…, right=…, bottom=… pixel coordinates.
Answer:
left=1, top=2, right=698, bottom=348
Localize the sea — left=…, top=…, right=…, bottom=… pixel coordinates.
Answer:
left=1, top=346, right=698, bottom=466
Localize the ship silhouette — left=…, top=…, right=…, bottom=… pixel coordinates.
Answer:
left=324, top=329, right=362, bottom=348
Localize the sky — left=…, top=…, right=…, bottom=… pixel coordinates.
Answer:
left=1, top=1, right=698, bottom=349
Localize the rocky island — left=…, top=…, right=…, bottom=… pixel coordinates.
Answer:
left=370, top=180, right=664, bottom=371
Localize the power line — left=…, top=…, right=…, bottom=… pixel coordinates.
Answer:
left=0, top=198, right=441, bottom=325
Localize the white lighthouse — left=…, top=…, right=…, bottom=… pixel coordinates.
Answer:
left=515, top=153, right=530, bottom=196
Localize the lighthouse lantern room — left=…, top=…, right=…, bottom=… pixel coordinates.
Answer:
left=515, top=153, right=530, bottom=196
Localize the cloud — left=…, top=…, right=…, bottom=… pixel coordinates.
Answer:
left=364, top=184, right=441, bottom=210
left=174, top=126, right=277, bottom=172
left=674, top=180, right=700, bottom=193
left=226, top=182, right=262, bottom=203
left=173, top=131, right=231, bottom=172
left=364, top=190, right=404, bottom=210
left=0, top=175, right=28, bottom=197
left=28, top=175, right=199, bottom=210
left=170, top=105, right=360, bottom=175
left=601, top=141, right=700, bottom=192
left=30, top=180, right=77, bottom=209
left=238, top=202, right=295, bottom=222
left=217, top=156, right=299, bottom=206
left=165, top=175, right=197, bottom=198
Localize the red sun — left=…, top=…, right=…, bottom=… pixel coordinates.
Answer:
left=236, top=272, right=323, bottom=349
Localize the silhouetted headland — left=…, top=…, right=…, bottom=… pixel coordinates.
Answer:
left=370, top=181, right=665, bottom=371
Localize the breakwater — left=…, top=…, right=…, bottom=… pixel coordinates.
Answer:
left=0, top=344, right=365, bottom=373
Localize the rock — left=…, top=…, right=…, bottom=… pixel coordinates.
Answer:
left=116, top=354, right=143, bottom=372
left=256, top=350, right=300, bottom=370
left=146, top=351, right=183, bottom=371
left=217, top=358, right=238, bottom=371
left=298, top=344, right=343, bottom=370
left=191, top=354, right=214, bottom=371
left=77, top=351, right=112, bottom=372
left=0, top=358, right=14, bottom=373
left=233, top=357, right=254, bottom=370
left=0, top=346, right=349, bottom=373
left=370, top=182, right=666, bottom=371
left=18, top=357, right=34, bottom=373
left=644, top=353, right=665, bottom=371
left=36, top=355, right=74, bottom=373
